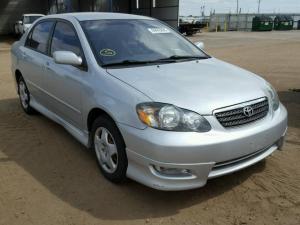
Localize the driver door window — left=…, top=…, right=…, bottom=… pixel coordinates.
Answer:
left=50, top=21, right=82, bottom=57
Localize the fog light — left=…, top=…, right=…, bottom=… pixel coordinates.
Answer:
left=152, top=165, right=193, bottom=177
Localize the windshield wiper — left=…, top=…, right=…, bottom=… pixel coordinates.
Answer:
left=102, top=56, right=209, bottom=67
left=102, top=60, right=157, bottom=67
left=157, top=55, right=209, bottom=61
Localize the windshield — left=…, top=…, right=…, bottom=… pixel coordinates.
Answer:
left=24, top=16, right=42, bottom=24
left=80, top=19, right=209, bottom=67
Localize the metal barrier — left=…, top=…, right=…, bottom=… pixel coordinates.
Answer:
left=209, top=13, right=300, bottom=32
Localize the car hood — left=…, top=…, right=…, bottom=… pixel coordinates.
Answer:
left=107, top=58, right=268, bottom=115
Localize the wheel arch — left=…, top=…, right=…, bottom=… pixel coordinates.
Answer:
left=15, top=69, right=22, bottom=83
left=87, top=107, right=117, bottom=132
left=87, top=107, right=127, bottom=149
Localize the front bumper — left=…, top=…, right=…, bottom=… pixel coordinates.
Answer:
left=118, top=103, right=288, bottom=191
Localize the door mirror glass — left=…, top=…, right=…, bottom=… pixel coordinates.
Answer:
left=53, top=51, right=82, bottom=66
left=194, top=41, right=205, bottom=50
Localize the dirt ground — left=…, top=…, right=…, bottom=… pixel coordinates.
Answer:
left=0, top=31, right=299, bottom=225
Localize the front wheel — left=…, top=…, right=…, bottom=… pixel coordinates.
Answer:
left=91, top=116, right=128, bottom=183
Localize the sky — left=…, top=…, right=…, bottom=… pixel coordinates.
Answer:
left=179, top=0, right=300, bottom=16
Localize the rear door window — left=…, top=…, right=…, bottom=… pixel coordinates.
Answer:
left=25, top=21, right=54, bottom=54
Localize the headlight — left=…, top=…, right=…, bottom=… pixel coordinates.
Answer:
left=266, top=83, right=279, bottom=111
left=136, top=102, right=211, bottom=132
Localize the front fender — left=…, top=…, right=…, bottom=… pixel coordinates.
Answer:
left=81, top=70, right=150, bottom=132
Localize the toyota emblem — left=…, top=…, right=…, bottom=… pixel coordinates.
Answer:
left=243, top=106, right=254, bottom=117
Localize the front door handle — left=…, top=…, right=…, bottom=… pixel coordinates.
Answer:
left=21, top=52, right=27, bottom=59
left=44, top=62, right=53, bottom=72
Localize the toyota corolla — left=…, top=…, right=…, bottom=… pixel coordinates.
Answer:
left=11, top=13, right=287, bottom=191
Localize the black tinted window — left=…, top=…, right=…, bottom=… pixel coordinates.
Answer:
left=26, top=21, right=54, bottom=54
left=50, top=22, right=82, bottom=56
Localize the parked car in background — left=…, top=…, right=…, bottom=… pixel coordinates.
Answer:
left=14, top=14, right=44, bottom=35
left=11, top=13, right=287, bottom=191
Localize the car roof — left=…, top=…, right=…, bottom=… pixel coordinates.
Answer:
left=43, top=12, right=154, bottom=21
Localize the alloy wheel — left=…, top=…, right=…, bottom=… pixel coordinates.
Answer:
left=94, top=127, right=118, bottom=173
left=19, top=80, right=29, bottom=109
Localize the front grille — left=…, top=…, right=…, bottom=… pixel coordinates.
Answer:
left=215, top=98, right=269, bottom=128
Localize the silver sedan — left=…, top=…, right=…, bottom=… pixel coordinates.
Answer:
left=11, top=13, right=287, bottom=191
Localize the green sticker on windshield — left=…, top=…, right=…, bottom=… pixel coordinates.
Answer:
left=100, top=49, right=116, bottom=57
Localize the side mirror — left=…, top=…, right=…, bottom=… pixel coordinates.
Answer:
left=53, top=51, right=82, bottom=66
left=18, top=20, right=23, bottom=25
left=194, top=41, right=205, bottom=50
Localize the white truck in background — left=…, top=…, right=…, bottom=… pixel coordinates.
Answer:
left=14, top=14, right=44, bottom=35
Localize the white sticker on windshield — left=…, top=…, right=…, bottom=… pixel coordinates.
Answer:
left=148, top=27, right=170, bottom=34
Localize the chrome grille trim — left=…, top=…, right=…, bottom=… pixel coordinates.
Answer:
left=214, top=97, right=269, bottom=128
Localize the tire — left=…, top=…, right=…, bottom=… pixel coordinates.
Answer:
left=91, top=116, right=128, bottom=183
left=17, top=76, right=35, bottom=114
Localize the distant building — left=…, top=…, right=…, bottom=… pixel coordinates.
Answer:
left=0, top=0, right=179, bottom=35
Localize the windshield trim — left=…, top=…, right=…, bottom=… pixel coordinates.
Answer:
left=80, top=19, right=211, bottom=68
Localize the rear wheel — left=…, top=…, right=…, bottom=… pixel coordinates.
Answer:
left=91, top=116, right=128, bottom=183
left=18, top=76, right=35, bottom=114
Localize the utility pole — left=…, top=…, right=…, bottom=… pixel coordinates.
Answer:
left=236, top=0, right=239, bottom=14
left=200, top=5, right=205, bottom=17
left=258, top=0, right=261, bottom=14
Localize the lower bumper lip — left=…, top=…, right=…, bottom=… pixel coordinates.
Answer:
left=126, top=139, right=283, bottom=191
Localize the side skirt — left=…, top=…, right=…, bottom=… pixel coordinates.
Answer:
left=29, top=95, right=90, bottom=148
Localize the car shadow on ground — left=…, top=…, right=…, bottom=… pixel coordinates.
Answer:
left=1, top=97, right=292, bottom=221
left=278, top=91, right=300, bottom=129
left=278, top=91, right=300, bottom=147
